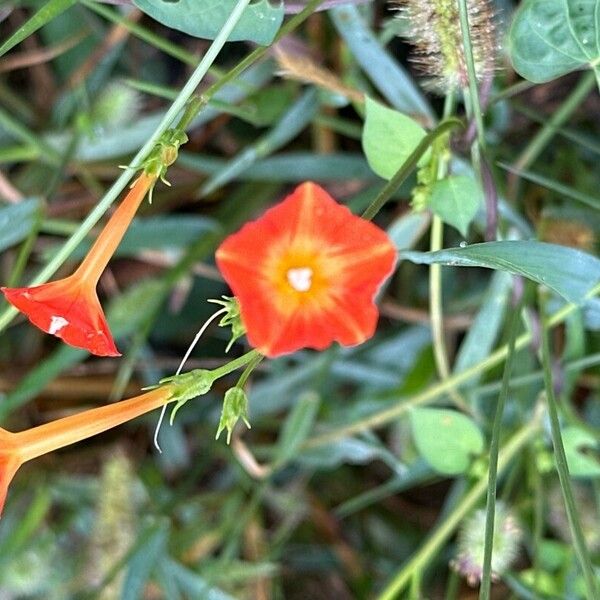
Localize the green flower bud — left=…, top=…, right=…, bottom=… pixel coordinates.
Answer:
left=216, top=387, right=251, bottom=444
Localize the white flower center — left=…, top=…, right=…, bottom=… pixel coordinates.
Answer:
left=286, top=267, right=313, bottom=292
left=49, top=315, right=69, bottom=335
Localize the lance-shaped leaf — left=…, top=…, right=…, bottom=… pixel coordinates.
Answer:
left=403, top=241, right=600, bottom=304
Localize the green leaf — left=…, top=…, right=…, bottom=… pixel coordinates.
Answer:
left=275, top=392, right=320, bottom=466
left=133, top=0, right=284, bottom=45
left=362, top=97, right=428, bottom=181
left=428, top=175, right=483, bottom=236
left=410, top=408, right=484, bottom=475
left=330, top=5, right=433, bottom=119
left=562, top=426, right=600, bottom=478
left=509, top=0, right=600, bottom=83
left=122, top=521, right=169, bottom=600
left=0, top=199, right=40, bottom=253
left=0, top=0, right=77, bottom=58
left=454, top=271, right=512, bottom=387
left=403, top=241, right=600, bottom=304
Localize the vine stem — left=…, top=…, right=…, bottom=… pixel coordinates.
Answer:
left=377, top=417, right=541, bottom=600
left=304, top=283, right=600, bottom=449
left=479, top=298, right=523, bottom=600
left=0, top=0, right=253, bottom=334
left=361, top=118, right=462, bottom=221
left=540, top=294, right=599, bottom=598
left=457, top=0, right=485, bottom=150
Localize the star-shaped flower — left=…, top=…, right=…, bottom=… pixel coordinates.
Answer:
left=215, top=182, right=397, bottom=357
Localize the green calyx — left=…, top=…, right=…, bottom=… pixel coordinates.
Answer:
left=216, top=387, right=251, bottom=444
left=158, top=368, right=217, bottom=424
left=143, top=128, right=189, bottom=186
left=208, top=296, right=246, bottom=352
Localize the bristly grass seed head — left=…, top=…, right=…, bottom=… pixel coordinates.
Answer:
left=393, top=0, right=499, bottom=93
left=452, top=501, right=522, bottom=585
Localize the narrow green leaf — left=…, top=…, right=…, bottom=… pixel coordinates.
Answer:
left=0, top=199, right=40, bottom=253
left=330, top=5, right=434, bottom=119
left=454, top=271, right=512, bottom=385
left=509, top=0, right=600, bottom=83
left=410, top=407, right=484, bottom=475
left=362, top=97, right=428, bottom=181
left=0, top=0, right=77, bottom=58
left=179, top=151, right=377, bottom=182
left=133, top=0, right=284, bottom=45
left=121, top=521, right=169, bottom=600
left=275, top=392, right=320, bottom=465
left=403, top=241, right=600, bottom=304
left=428, top=175, right=483, bottom=236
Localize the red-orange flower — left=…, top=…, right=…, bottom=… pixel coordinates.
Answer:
left=2, top=172, right=157, bottom=356
left=215, top=182, right=397, bottom=357
left=0, top=385, right=173, bottom=516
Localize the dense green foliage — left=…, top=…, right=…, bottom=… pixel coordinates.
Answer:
left=0, top=1, right=599, bottom=598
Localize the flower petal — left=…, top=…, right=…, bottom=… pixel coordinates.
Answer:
left=216, top=182, right=397, bottom=357
left=2, top=278, right=120, bottom=357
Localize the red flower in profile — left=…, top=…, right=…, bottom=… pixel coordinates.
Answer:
left=2, top=172, right=157, bottom=356
left=0, top=385, right=173, bottom=516
left=215, top=182, right=397, bottom=357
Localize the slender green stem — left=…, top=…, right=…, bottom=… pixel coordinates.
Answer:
left=0, top=0, right=252, bottom=333
left=237, top=353, right=264, bottom=388
left=511, top=72, right=596, bottom=188
left=457, top=0, right=485, bottom=150
left=429, top=93, right=456, bottom=387
left=361, top=118, right=463, bottom=221
left=377, top=418, right=541, bottom=600
left=6, top=205, right=43, bottom=288
left=305, top=283, right=600, bottom=449
left=531, top=448, right=544, bottom=592
left=539, top=295, right=599, bottom=598
left=445, top=570, right=461, bottom=600
left=429, top=216, right=450, bottom=375
left=479, top=299, right=523, bottom=600
left=212, top=350, right=262, bottom=380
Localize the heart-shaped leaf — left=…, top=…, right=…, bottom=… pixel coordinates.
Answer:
left=509, top=0, right=600, bottom=83
left=410, top=408, right=484, bottom=475
left=403, top=241, right=600, bottom=304
left=362, top=97, right=428, bottom=180
left=133, top=0, right=284, bottom=45
left=428, top=175, right=483, bottom=236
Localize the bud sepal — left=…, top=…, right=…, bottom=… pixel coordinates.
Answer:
left=216, top=387, right=251, bottom=444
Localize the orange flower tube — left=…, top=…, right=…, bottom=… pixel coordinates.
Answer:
left=216, top=182, right=397, bottom=357
left=2, top=172, right=157, bottom=356
left=0, top=385, right=173, bottom=515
